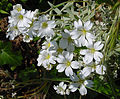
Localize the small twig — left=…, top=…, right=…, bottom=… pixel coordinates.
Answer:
left=64, top=95, right=67, bottom=99
left=79, top=95, right=81, bottom=99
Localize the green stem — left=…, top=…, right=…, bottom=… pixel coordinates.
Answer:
left=103, top=6, right=120, bottom=99
left=64, top=95, right=67, bottom=99
left=39, top=0, right=88, bottom=15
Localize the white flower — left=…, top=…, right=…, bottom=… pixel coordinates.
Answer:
left=11, top=4, right=24, bottom=16
left=48, top=40, right=64, bottom=55
left=7, top=4, right=38, bottom=41
left=9, top=9, right=32, bottom=28
left=53, top=82, right=70, bottom=95
left=24, top=9, right=38, bottom=21
left=80, top=41, right=104, bottom=64
left=6, top=24, right=21, bottom=40
left=56, top=51, right=80, bottom=76
left=19, top=10, right=39, bottom=41
left=42, top=38, right=57, bottom=50
left=12, top=92, right=17, bottom=98
left=43, top=63, right=53, bottom=70
left=96, top=65, right=106, bottom=75
left=37, top=50, right=56, bottom=70
left=59, top=29, right=75, bottom=52
left=19, top=16, right=38, bottom=38
left=34, top=15, right=56, bottom=38
left=70, top=19, right=95, bottom=47
left=54, top=41, right=64, bottom=55
left=69, top=72, right=93, bottom=95
left=23, top=34, right=33, bottom=43
left=82, top=62, right=106, bottom=76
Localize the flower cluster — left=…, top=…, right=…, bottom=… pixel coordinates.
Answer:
left=7, top=4, right=56, bottom=42
left=7, top=4, right=38, bottom=42
left=7, top=4, right=106, bottom=96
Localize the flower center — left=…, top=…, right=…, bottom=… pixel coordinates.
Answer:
left=58, top=86, right=64, bottom=92
left=82, top=29, right=87, bottom=35
left=47, top=64, right=51, bottom=68
left=25, top=35, right=30, bottom=39
left=46, top=54, right=50, bottom=59
left=68, top=37, right=72, bottom=42
left=90, top=48, right=96, bottom=53
left=14, top=26, right=18, bottom=29
left=77, top=79, right=84, bottom=84
left=18, top=15, right=23, bottom=20
left=57, top=48, right=63, bottom=53
left=47, top=42, right=51, bottom=48
left=65, top=61, right=71, bottom=67
left=42, top=22, right=48, bottom=29
left=92, top=65, right=96, bottom=69
left=17, top=7, right=22, bottom=12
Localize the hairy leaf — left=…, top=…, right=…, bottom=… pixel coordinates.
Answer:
left=0, top=41, right=23, bottom=66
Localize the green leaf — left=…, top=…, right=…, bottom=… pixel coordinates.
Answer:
left=39, top=0, right=43, bottom=3
left=20, top=0, right=28, bottom=3
left=0, top=9, right=9, bottom=14
left=112, top=1, right=120, bottom=10
left=18, top=67, right=38, bottom=81
left=0, top=41, right=23, bottom=66
left=11, top=66, right=17, bottom=71
left=54, top=8, right=62, bottom=15
left=48, top=1, right=54, bottom=8
left=33, top=37, right=40, bottom=41
left=61, top=2, right=73, bottom=11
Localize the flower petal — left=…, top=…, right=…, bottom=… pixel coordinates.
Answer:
left=78, top=19, right=83, bottom=27
left=96, top=65, right=106, bottom=75
left=83, top=53, right=93, bottom=64
left=69, top=83, right=79, bottom=92
left=82, top=67, right=92, bottom=77
left=74, top=19, right=82, bottom=29
left=70, top=73, right=79, bottom=81
left=67, top=43, right=75, bottom=52
left=65, top=66, right=73, bottom=76
left=84, top=80, right=93, bottom=87
left=84, top=21, right=93, bottom=30
left=79, top=35, right=86, bottom=46
left=86, top=32, right=95, bottom=44
left=94, top=52, right=103, bottom=61
left=57, top=54, right=65, bottom=63
left=37, top=55, right=43, bottom=66
left=94, top=41, right=104, bottom=50
left=71, top=61, right=79, bottom=69
left=79, top=84, right=87, bottom=95
left=47, top=21, right=56, bottom=28
left=70, top=30, right=80, bottom=39
left=63, top=51, right=73, bottom=61
left=59, top=38, right=68, bottom=49
left=80, top=49, right=88, bottom=55
left=56, top=64, right=66, bottom=72
left=59, top=82, right=64, bottom=87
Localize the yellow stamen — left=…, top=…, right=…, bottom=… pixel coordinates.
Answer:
left=68, top=37, right=72, bottom=42
left=82, top=29, right=87, bottom=35
left=18, top=15, right=23, bottom=20
left=65, top=61, right=71, bottom=67
left=57, top=48, right=63, bottom=53
left=25, top=35, right=30, bottom=39
left=17, top=7, right=22, bottom=12
left=90, top=48, right=95, bottom=53
left=47, top=42, right=51, bottom=48
left=42, top=22, right=48, bottom=29
left=46, top=54, right=50, bottom=59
